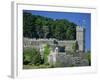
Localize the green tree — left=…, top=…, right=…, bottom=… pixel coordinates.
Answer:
left=23, top=12, right=77, bottom=40
left=43, top=44, right=51, bottom=64
left=23, top=12, right=36, bottom=38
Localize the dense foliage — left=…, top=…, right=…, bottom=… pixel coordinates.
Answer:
left=23, top=47, right=42, bottom=65
left=23, top=12, right=77, bottom=40
left=43, top=44, right=51, bottom=64
left=85, top=50, right=91, bottom=65
left=23, top=44, right=51, bottom=66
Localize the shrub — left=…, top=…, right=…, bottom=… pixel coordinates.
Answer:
left=85, top=52, right=91, bottom=66
left=33, top=52, right=42, bottom=65
left=23, top=47, right=42, bottom=65
left=43, top=44, right=51, bottom=64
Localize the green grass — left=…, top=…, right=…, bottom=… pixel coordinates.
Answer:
left=23, top=64, right=54, bottom=69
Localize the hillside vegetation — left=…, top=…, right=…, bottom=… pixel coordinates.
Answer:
left=23, top=12, right=77, bottom=40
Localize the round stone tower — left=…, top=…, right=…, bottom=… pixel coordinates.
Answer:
left=76, top=26, right=85, bottom=52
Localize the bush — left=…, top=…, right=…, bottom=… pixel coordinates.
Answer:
left=85, top=52, right=91, bottom=66
left=33, top=52, right=42, bottom=65
left=43, top=44, right=51, bottom=64
left=23, top=47, right=42, bottom=65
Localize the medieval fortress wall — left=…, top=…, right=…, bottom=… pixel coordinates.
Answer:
left=24, top=38, right=76, bottom=51
left=24, top=26, right=89, bottom=66
left=24, top=26, right=85, bottom=52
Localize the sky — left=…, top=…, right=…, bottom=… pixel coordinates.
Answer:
left=23, top=10, right=91, bottom=51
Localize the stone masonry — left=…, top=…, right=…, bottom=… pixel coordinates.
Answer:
left=23, top=26, right=88, bottom=67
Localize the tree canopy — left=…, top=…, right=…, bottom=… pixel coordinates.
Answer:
left=23, top=12, right=77, bottom=40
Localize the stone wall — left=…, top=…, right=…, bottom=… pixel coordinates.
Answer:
left=24, top=26, right=85, bottom=52
left=48, top=48, right=89, bottom=67
left=23, top=38, right=76, bottom=52
left=23, top=26, right=87, bottom=67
